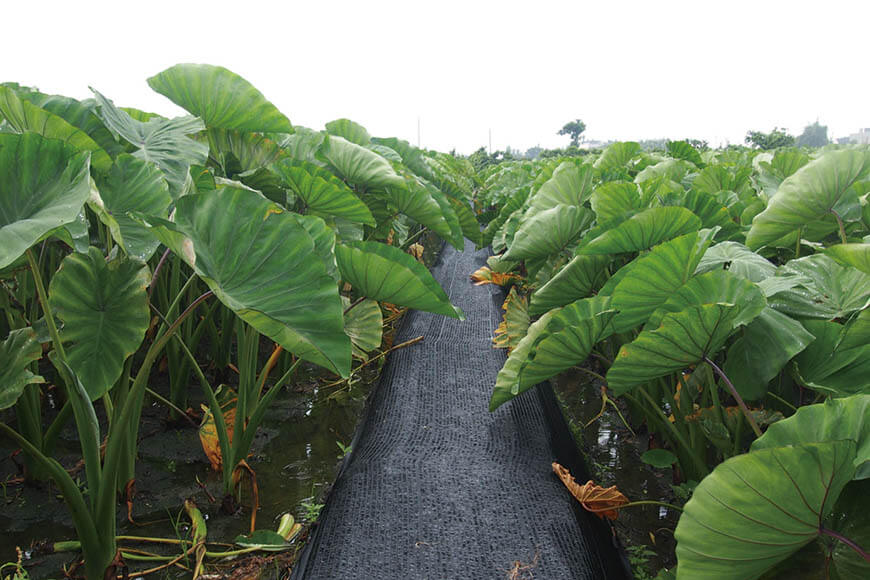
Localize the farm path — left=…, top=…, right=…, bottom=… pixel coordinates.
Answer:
left=292, top=239, right=626, bottom=579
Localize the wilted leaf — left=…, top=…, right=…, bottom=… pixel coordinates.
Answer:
left=492, top=287, right=529, bottom=352
left=199, top=401, right=236, bottom=471
left=552, top=462, right=629, bottom=520
left=470, top=266, right=521, bottom=287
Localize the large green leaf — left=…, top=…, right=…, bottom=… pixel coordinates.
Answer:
left=579, top=207, right=701, bottom=255
left=594, top=141, right=641, bottom=172
left=634, top=159, right=694, bottom=184
left=502, top=205, right=594, bottom=261
left=0, top=328, right=44, bottom=410
left=515, top=296, right=617, bottom=391
left=590, top=181, right=642, bottom=222
left=0, top=86, right=112, bottom=172
left=446, top=196, right=482, bottom=247
left=317, top=135, right=404, bottom=190
left=529, top=254, right=610, bottom=315
left=269, top=159, right=374, bottom=225
left=341, top=296, right=382, bottom=360
left=424, top=182, right=465, bottom=249
left=768, top=254, right=870, bottom=320
left=724, top=307, right=815, bottom=400
left=607, top=300, right=761, bottom=396
left=10, top=88, right=124, bottom=157
left=841, top=308, right=870, bottom=351
left=49, top=248, right=150, bottom=400
left=679, top=189, right=735, bottom=234
left=289, top=212, right=339, bottom=282
left=206, top=129, right=285, bottom=174
left=325, top=119, right=371, bottom=146
left=279, top=126, right=325, bottom=166
left=645, top=269, right=766, bottom=329
left=383, top=180, right=452, bottom=240
left=696, top=241, right=776, bottom=283
left=692, top=164, right=753, bottom=198
left=795, top=320, right=870, bottom=397
left=752, top=395, right=870, bottom=479
left=827, top=243, right=870, bottom=275
left=490, top=310, right=556, bottom=411
left=147, top=64, right=292, bottom=133
left=666, top=140, right=703, bottom=167
left=334, top=241, right=463, bottom=319
left=147, top=188, right=351, bottom=376
left=92, top=89, right=208, bottom=195
left=746, top=150, right=870, bottom=249
left=93, top=155, right=172, bottom=261
left=674, top=440, right=857, bottom=580
left=0, top=133, right=91, bottom=269
left=609, top=229, right=716, bottom=331
left=371, top=137, right=432, bottom=180
left=529, top=161, right=595, bottom=211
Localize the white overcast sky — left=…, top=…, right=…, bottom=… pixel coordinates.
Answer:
left=3, top=0, right=868, bottom=154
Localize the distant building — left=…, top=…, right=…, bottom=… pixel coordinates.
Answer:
left=842, top=128, right=870, bottom=144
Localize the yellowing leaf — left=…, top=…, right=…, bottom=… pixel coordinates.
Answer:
left=492, top=287, right=530, bottom=352
left=470, top=266, right=521, bottom=287
left=199, top=400, right=236, bottom=471
left=552, top=462, right=629, bottom=520
left=408, top=242, right=424, bottom=262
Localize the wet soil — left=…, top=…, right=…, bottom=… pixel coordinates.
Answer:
left=552, top=368, right=680, bottom=577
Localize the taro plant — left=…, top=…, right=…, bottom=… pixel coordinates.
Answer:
left=477, top=140, right=870, bottom=578
left=0, top=63, right=471, bottom=577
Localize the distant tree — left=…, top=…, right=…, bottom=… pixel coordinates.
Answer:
left=745, top=127, right=795, bottom=150
left=686, top=138, right=709, bottom=151
left=796, top=121, right=829, bottom=147
left=468, top=147, right=492, bottom=172
left=558, top=119, right=586, bottom=147
left=539, top=145, right=589, bottom=159
left=467, top=147, right=514, bottom=171
left=524, top=146, right=543, bottom=159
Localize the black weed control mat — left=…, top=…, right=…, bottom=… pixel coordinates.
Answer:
left=292, top=240, right=629, bottom=579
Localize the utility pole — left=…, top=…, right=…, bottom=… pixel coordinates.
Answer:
left=488, top=129, right=492, bottom=154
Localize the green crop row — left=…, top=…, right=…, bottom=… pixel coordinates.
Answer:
left=475, top=140, right=870, bottom=579
left=0, top=64, right=469, bottom=578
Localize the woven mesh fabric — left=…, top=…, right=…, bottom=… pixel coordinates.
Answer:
left=292, top=240, right=628, bottom=579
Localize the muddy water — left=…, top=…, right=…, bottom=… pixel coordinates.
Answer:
left=0, top=361, right=379, bottom=578
left=0, top=236, right=442, bottom=578
left=552, top=368, right=679, bottom=575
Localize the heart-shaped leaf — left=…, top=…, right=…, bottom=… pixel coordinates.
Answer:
left=0, top=133, right=91, bottom=269
left=325, top=118, right=371, bottom=146
left=146, top=188, right=351, bottom=377
left=674, top=440, right=857, bottom=580
left=49, top=248, right=150, bottom=400
left=148, top=64, right=292, bottom=133
left=769, top=254, right=870, bottom=320
left=610, top=229, right=716, bottom=332
left=502, top=205, right=594, bottom=261
left=92, top=89, right=208, bottom=196
left=0, top=328, right=44, bottom=410
left=92, top=155, right=172, bottom=261
left=529, top=254, right=610, bottom=315
left=752, top=395, right=870, bottom=480
left=0, top=86, right=112, bottom=172
left=579, top=207, right=701, bottom=255
left=335, top=241, right=463, bottom=319
left=746, top=150, right=870, bottom=249
left=827, top=243, right=870, bottom=275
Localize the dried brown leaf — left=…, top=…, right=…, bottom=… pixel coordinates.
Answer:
left=552, top=462, right=628, bottom=520
left=470, top=266, right=521, bottom=287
